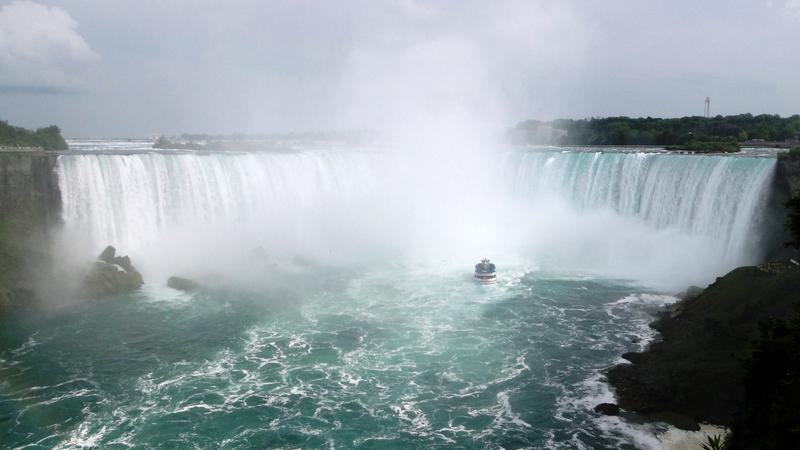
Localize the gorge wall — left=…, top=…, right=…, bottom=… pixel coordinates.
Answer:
left=0, top=151, right=61, bottom=308
left=776, top=151, right=800, bottom=195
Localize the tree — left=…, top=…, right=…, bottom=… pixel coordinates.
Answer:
left=0, top=120, right=67, bottom=150
left=727, top=314, right=800, bottom=449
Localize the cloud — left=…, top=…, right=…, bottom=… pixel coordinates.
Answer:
left=788, top=0, right=800, bottom=20
left=0, top=0, right=97, bottom=91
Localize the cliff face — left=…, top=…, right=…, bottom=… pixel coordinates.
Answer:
left=758, top=152, right=800, bottom=261
left=777, top=152, right=800, bottom=196
left=0, top=152, right=62, bottom=307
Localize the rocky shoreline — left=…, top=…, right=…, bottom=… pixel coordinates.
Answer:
left=604, top=260, right=800, bottom=430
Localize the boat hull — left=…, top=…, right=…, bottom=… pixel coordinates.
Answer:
left=475, top=274, right=497, bottom=284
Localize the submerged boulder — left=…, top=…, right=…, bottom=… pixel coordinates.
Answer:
left=594, top=403, right=620, bottom=416
left=81, top=246, right=143, bottom=298
left=167, top=276, right=199, bottom=291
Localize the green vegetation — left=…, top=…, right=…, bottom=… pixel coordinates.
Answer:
left=0, top=120, right=68, bottom=150
left=726, top=310, right=800, bottom=449
left=702, top=434, right=728, bottom=450
left=512, top=114, right=800, bottom=147
left=781, top=145, right=800, bottom=159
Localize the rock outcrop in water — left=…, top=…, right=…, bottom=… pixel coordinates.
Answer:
left=81, top=246, right=144, bottom=298
left=607, top=262, right=800, bottom=429
left=593, top=403, right=620, bottom=416
left=167, top=276, right=199, bottom=291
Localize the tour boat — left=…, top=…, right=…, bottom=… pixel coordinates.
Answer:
left=474, top=258, right=497, bottom=284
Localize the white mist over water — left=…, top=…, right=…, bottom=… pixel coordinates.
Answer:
left=56, top=146, right=776, bottom=290
left=52, top=2, right=775, bottom=290
left=500, top=151, right=777, bottom=287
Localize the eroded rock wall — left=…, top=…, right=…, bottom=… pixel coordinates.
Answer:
left=0, top=152, right=61, bottom=307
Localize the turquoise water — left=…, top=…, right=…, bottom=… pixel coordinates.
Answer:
left=1, top=260, right=673, bottom=448
left=3, top=143, right=777, bottom=448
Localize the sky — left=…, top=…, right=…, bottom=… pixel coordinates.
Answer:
left=0, top=0, right=799, bottom=138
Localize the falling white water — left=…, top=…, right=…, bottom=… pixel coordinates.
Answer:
left=501, top=150, right=776, bottom=267
left=56, top=147, right=776, bottom=287
left=57, top=150, right=385, bottom=254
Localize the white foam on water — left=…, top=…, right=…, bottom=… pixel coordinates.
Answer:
left=605, top=293, right=680, bottom=350
left=658, top=424, right=729, bottom=450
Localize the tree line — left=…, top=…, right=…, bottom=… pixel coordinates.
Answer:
left=0, top=120, right=68, bottom=150
left=511, top=114, right=800, bottom=146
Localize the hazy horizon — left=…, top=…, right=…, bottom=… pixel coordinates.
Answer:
left=0, top=0, right=799, bottom=138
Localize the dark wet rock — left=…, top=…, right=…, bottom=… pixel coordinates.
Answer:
left=82, top=262, right=143, bottom=297
left=81, top=246, right=143, bottom=298
left=648, top=411, right=700, bottom=431
left=99, top=245, right=116, bottom=263
left=777, top=149, right=800, bottom=195
left=594, top=403, right=620, bottom=416
left=621, top=352, right=646, bottom=364
left=607, top=265, right=800, bottom=427
left=98, top=245, right=139, bottom=273
left=114, top=255, right=136, bottom=273
left=167, top=276, right=199, bottom=291
left=757, top=258, right=800, bottom=275
left=677, top=285, right=704, bottom=301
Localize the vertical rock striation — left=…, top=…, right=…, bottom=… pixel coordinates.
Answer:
left=0, top=151, right=62, bottom=308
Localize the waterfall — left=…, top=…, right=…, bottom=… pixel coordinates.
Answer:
left=501, top=150, right=776, bottom=265
left=56, top=148, right=777, bottom=285
left=57, top=151, right=383, bottom=253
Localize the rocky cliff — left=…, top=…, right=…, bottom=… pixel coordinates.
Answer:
left=607, top=263, right=800, bottom=428
left=760, top=151, right=800, bottom=260
left=0, top=151, right=61, bottom=308
left=776, top=150, right=800, bottom=196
